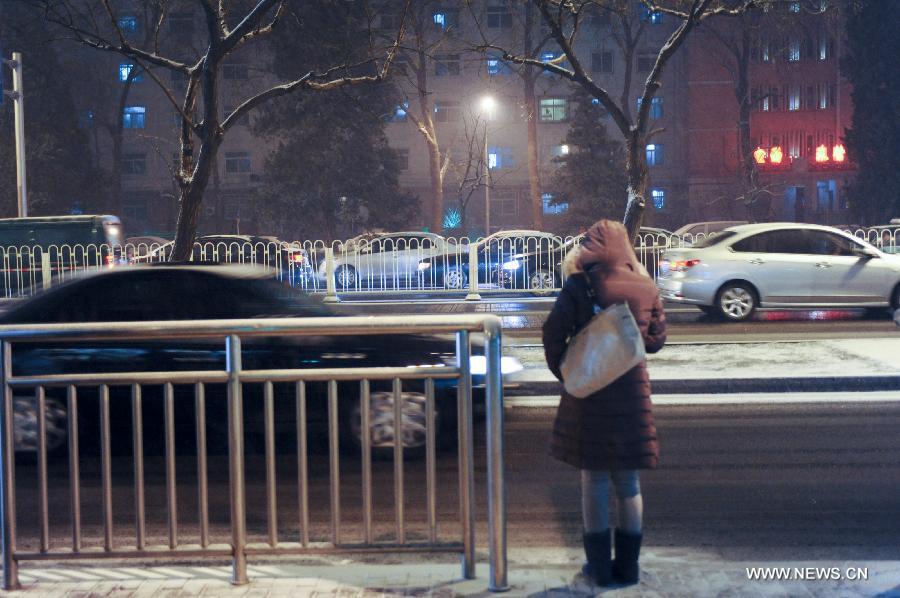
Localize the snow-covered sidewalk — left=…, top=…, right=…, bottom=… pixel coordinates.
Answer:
left=506, top=338, right=900, bottom=382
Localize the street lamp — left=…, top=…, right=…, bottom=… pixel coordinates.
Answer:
left=479, top=96, right=496, bottom=235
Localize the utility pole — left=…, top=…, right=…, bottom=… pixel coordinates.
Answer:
left=2, top=52, right=28, bottom=218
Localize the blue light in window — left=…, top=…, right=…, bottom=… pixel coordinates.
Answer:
left=541, top=51, right=558, bottom=63
left=443, top=207, right=462, bottom=229
left=394, top=101, right=408, bottom=121
left=118, top=63, right=141, bottom=82
left=117, top=16, right=138, bottom=34
left=433, top=12, right=446, bottom=28
left=591, top=98, right=600, bottom=105
left=487, top=58, right=501, bottom=75
left=542, top=192, right=568, bottom=215
left=123, top=106, right=146, bottom=129
left=488, top=152, right=498, bottom=169
left=651, top=188, right=665, bottom=210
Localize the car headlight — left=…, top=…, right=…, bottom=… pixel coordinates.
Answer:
left=501, top=260, right=521, bottom=270
left=469, top=355, right=524, bottom=375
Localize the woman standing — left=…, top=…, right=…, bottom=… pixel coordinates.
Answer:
left=542, top=220, right=667, bottom=586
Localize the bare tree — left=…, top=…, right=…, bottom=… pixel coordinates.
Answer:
left=474, top=0, right=754, bottom=241
left=390, top=1, right=453, bottom=233
left=29, top=0, right=406, bottom=259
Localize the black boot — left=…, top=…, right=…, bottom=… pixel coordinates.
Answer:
left=612, top=529, right=642, bottom=585
left=581, top=530, right=612, bottom=586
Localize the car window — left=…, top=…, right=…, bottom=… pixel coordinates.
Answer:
left=693, top=231, right=736, bottom=248
left=805, top=231, right=858, bottom=256
left=731, top=230, right=813, bottom=254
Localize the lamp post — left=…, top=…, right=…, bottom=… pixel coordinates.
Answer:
left=479, top=96, right=496, bottom=235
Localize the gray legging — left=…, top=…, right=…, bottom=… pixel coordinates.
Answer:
left=581, top=469, right=642, bottom=534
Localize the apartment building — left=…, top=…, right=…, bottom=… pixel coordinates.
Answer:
left=71, top=1, right=852, bottom=239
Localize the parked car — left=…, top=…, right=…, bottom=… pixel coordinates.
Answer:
left=673, top=220, right=748, bottom=239
left=657, top=223, right=900, bottom=321
left=316, top=231, right=458, bottom=290
left=133, top=234, right=313, bottom=286
left=123, top=236, right=170, bottom=260
left=417, top=230, right=563, bottom=291
left=1, top=264, right=521, bottom=457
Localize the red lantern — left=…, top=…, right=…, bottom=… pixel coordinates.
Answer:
left=815, top=144, right=830, bottom=163
left=769, top=146, right=783, bottom=164
left=753, top=147, right=767, bottom=164
left=832, top=144, right=846, bottom=162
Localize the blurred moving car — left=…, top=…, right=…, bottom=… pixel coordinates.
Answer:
left=657, top=223, right=900, bottom=321
left=133, top=234, right=313, bottom=286
left=123, top=236, right=169, bottom=260
left=316, top=231, right=458, bottom=290
left=673, top=220, right=748, bottom=238
left=417, top=230, right=562, bottom=291
left=1, top=264, right=521, bottom=457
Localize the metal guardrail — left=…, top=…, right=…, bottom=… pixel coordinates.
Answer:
left=1, top=227, right=897, bottom=299
left=0, top=315, right=508, bottom=592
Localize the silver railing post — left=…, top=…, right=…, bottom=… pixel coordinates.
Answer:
left=323, top=247, right=339, bottom=303
left=464, top=244, right=481, bottom=301
left=40, top=253, right=51, bottom=291
left=226, top=335, right=248, bottom=585
left=456, top=330, right=476, bottom=579
left=0, top=341, right=19, bottom=590
left=485, top=319, right=508, bottom=592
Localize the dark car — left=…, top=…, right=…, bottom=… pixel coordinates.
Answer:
left=133, top=234, right=314, bottom=287
left=417, top=230, right=564, bottom=291
left=2, top=265, right=516, bottom=458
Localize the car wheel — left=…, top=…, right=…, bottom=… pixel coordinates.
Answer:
left=334, top=265, right=358, bottom=290
left=13, top=396, right=68, bottom=456
left=529, top=269, right=556, bottom=296
left=346, top=391, right=441, bottom=459
left=716, top=283, right=757, bottom=322
left=443, top=267, right=468, bottom=290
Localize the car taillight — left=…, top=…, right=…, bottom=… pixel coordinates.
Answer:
left=287, top=252, right=306, bottom=265
left=672, top=259, right=700, bottom=272
left=105, top=255, right=115, bottom=268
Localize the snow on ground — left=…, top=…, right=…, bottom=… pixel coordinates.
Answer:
left=505, top=338, right=900, bottom=381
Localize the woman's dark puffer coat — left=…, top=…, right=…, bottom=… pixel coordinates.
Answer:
left=543, top=220, right=667, bottom=470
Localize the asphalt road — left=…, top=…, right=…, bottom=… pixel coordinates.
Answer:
left=9, top=402, right=900, bottom=562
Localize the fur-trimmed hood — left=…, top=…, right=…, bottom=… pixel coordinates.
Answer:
left=562, top=246, right=583, bottom=276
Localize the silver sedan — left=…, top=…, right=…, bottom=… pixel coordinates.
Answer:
left=656, top=223, right=900, bottom=321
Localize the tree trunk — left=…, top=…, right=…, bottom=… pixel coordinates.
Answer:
left=426, top=139, right=444, bottom=232
left=622, top=132, right=649, bottom=242
left=734, top=29, right=762, bottom=222
left=524, top=72, right=543, bottom=230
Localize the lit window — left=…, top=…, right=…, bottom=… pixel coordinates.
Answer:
left=117, top=16, right=138, bottom=37
left=123, top=106, right=146, bottom=129
left=225, top=151, right=252, bottom=174
left=789, top=1, right=801, bottom=12
left=122, top=153, right=146, bottom=175
left=434, top=55, right=460, bottom=77
left=433, top=12, right=445, bottom=27
left=223, top=64, right=249, bottom=80
left=432, top=9, right=457, bottom=30
left=541, top=51, right=559, bottom=63
left=651, top=189, right=665, bottom=210
left=788, top=86, right=801, bottom=111
left=389, top=102, right=409, bottom=122
left=487, top=5, right=512, bottom=28
left=637, top=97, right=663, bottom=119
left=488, top=147, right=515, bottom=169
left=550, top=145, right=569, bottom=158
left=646, top=143, right=664, bottom=166
left=640, top=8, right=662, bottom=24
left=542, top=192, right=568, bottom=215
left=118, top=63, right=142, bottom=82
left=788, top=38, right=801, bottom=62
left=487, top=57, right=510, bottom=76
left=539, top=98, right=567, bottom=122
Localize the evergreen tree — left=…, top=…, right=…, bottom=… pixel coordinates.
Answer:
left=841, top=0, right=900, bottom=224
left=255, top=1, right=418, bottom=241
left=550, top=88, right=628, bottom=233
left=0, top=4, right=108, bottom=218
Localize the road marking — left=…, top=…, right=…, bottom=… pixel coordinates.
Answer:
left=505, top=391, right=900, bottom=407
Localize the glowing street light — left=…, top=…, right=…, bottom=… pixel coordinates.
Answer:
left=480, top=95, right=496, bottom=234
